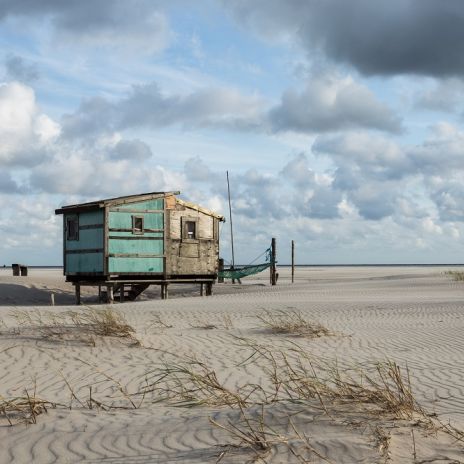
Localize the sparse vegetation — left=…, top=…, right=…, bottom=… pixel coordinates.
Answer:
left=256, top=309, right=331, bottom=338
left=0, top=389, right=57, bottom=426
left=444, top=270, right=464, bottom=281
left=8, top=307, right=139, bottom=345
left=211, top=404, right=333, bottom=463
left=189, top=313, right=234, bottom=330
left=139, top=358, right=258, bottom=408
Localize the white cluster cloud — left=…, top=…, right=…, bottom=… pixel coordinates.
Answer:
left=270, top=73, right=402, bottom=133
left=0, top=82, right=59, bottom=166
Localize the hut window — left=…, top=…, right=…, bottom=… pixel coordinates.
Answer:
left=184, top=220, right=197, bottom=239
left=132, top=215, right=144, bottom=235
left=66, top=216, right=79, bottom=241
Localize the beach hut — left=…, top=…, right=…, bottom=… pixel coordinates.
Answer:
left=55, top=191, right=225, bottom=303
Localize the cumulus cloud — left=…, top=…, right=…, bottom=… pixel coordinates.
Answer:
left=0, top=82, right=179, bottom=197
left=0, top=0, right=171, bottom=53
left=62, top=75, right=399, bottom=139
left=314, top=132, right=410, bottom=183
left=0, top=81, right=59, bottom=166
left=225, top=0, right=464, bottom=77
left=270, top=72, right=402, bottom=133
left=62, top=82, right=266, bottom=137
left=409, top=123, right=464, bottom=175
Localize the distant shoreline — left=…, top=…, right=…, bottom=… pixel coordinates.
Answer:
left=2, top=263, right=464, bottom=269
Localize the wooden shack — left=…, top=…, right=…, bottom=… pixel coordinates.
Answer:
left=55, top=191, right=225, bottom=303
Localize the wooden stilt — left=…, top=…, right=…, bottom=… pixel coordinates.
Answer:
left=98, top=285, right=102, bottom=303
left=200, top=283, right=204, bottom=296
left=107, top=285, right=114, bottom=304
left=119, top=284, right=124, bottom=303
left=206, top=282, right=213, bottom=296
left=161, top=283, right=169, bottom=300
left=75, top=284, right=81, bottom=305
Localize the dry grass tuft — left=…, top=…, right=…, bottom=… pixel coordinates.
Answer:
left=68, top=307, right=136, bottom=339
left=444, top=270, right=464, bottom=281
left=8, top=307, right=139, bottom=345
left=235, top=338, right=421, bottom=420
left=140, top=358, right=258, bottom=408
left=325, top=361, right=421, bottom=419
left=144, top=313, right=173, bottom=331
left=211, top=405, right=332, bottom=463
left=190, top=314, right=234, bottom=330
left=211, top=405, right=285, bottom=462
left=256, top=309, right=331, bottom=338
left=0, top=390, right=57, bottom=426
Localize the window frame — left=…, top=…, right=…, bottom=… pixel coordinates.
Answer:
left=132, top=215, right=145, bottom=235
left=66, top=215, right=79, bottom=241
left=182, top=217, right=199, bottom=241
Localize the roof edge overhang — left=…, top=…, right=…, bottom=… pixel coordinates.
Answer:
left=176, top=198, right=225, bottom=221
left=55, top=191, right=180, bottom=215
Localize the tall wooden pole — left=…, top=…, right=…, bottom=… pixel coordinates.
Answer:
left=270, top=237, right=277, bottom=285
left=291, top=240, right=295, bottom=283
left=226, top=171, right=235, bottom=269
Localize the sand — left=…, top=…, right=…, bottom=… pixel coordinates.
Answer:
left=1, top=266, right=464, bottom=463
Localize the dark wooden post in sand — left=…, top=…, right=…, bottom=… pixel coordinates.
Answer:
left=161, top=283, right=169, bottom=300
left=75, top=283, right=81, bottom=305
left=270, top=237, right=277, bottom=286
left=218, top=258, right=224, bottom=283
left=291, top=240, right=295, bottom=283
left=206, top=282, right=213, bottom=296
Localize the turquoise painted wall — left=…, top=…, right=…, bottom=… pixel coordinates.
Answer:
left=65, top=210, right=104, bottom=274
left=114, top=198, right=164, bottom=211
left=108, top=257, right=163, bottom=273
left=108, top=199, right=165, bottom=274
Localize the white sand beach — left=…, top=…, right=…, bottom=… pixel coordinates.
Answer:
left=1, top=266, right=464, bottom=463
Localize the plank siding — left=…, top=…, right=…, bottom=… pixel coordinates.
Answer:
left=107, top=199, right=165, bottom=274
left=64, top=210, right=104, bottom=274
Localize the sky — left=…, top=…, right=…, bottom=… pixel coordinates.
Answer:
left=2, top=0, right=464, bottom=265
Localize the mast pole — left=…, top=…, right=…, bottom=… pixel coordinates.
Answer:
left=226, top=170, right=235, bottom=269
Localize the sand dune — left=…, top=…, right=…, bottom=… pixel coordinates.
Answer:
left=1, top=266, right=464, bottom=463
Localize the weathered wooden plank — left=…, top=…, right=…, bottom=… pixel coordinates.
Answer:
left=108, top=228, right=163, bottom=234
left=111, top=199, right=164, bottom=211
left=165, top=195, right=176, bottom=209
left=79, top=224, right=104, bottom=230
left=108, top=235, right=163, bottom=241
left=66, top=228, right=104, bottom=250
left=108, top=257, right=164, bottom=273
left=67, top=253, right=104, bottom=273
left=66, top=249, right=104, bottom=254
left=109, top=208, right=164, bottom=213
left=109, top=237, right=163, bottom=255
left=108, top=213, right=164, bottom=230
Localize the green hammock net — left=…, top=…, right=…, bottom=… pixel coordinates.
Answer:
left=218, top=247, right=274, bottom=280
left=218, top=262, right=271, bottom=280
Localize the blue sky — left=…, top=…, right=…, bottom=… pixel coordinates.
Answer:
left=2, top=0, right=464, bottom=265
